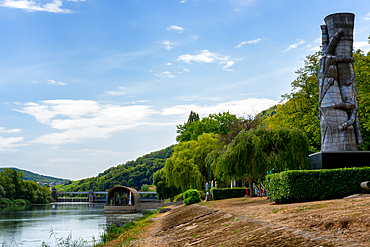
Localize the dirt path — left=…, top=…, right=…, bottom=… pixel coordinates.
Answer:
left=116, top=195, right=370, bottom=246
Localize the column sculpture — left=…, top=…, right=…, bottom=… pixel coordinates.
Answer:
left=318, top=13, right=362, bottom=151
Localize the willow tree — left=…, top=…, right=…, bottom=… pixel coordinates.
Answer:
left=165, top=133, right=221, bottom=192
left=209, top=128, right=309, bottom=195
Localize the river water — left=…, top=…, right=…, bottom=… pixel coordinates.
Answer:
left=0, top=203, right=143, bottom=246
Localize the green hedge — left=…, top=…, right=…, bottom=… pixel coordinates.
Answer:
left=265, top=167, right=370, bottom=204
left=210, top=187, right=247, bottom=200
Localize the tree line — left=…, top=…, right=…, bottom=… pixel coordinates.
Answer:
left=0, top=168, right=53, bottom=205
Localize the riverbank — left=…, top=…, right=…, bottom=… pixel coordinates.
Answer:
left=103, top=195, right=370, bottom=246
left=0, top=198, right=32, bottom=206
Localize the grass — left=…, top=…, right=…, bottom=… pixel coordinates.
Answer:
left=101, top=210, right=158, bottom=246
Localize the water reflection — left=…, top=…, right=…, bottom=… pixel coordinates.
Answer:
left=0, top=203, right=143, bottom=247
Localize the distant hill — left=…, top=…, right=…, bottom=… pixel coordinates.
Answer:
left=63, top=145, right=174, bottom=192
left=0, top=167, right=70, bottom=184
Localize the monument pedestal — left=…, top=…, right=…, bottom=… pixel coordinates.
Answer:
left=309, top=151, right=370, bottom=170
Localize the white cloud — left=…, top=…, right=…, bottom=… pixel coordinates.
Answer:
left=105, top=86, right=126, bottom=96
left=354, top=41, right=370, bottom=53
left=13, top=97, right=279, bottom=147
left=47, top=79, right=67, bottom=86
left=0, top=136, right=25, bottom=151
left=284, top=40, right=305, bottom=52
left=223, top=61, right=235, bottom=71
left=0, top=0, right=82, bottom=13
left=15, top=100, right=160, bottom=145
left=183, top=68, right=190, bottom=72
left=167, top=25, right=184, bottom=32
left=235, top=38, right=261, bottom=48
left=0, top=127, right=21, bottom=133
left=166, top=63, right=172, bottom=65
left=177, top=50, right=235, bottom=70
left=155, top=71, right=175, bottom=78
left=161, top=98, right=278, bottom=118
left=162, top=41, right=174, bottom=50
left=364, top=12, right=370, bottom=20
left=306, top=37, right=321, bottom=52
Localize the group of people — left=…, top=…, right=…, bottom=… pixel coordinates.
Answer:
left=205, top=180, right=217, bottom=191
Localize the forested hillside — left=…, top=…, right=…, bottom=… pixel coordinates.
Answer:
left=0, top=167, right=69, bottom=184
left=0, top=168, right=53, bottom=205
left=62, top=145, right=174, bottom=192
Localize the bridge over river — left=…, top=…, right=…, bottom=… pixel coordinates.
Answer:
left=51, top=189, right=158, bottom=203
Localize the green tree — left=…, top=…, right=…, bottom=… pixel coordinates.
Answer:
left=165, top=133, right=221, bottom=191
left=187, top=111, right=200, bottom=124
left=0, top=185, right=5, bottom=198
left=176, top=112, right=238, bottom=142
left=267, top=52, right=321, bottom=153
left=209, top=128, right=309, bottom=195
left=140, top=184, right=150, bottom=191
left=153, top=168, right=181, bottom=200
left=354, top=48, right=370, bottom=150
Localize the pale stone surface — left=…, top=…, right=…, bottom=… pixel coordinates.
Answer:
left=318, top=13, right=362, bottom=151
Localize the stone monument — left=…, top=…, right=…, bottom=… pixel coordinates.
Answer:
left=309, top=13, right=370, bottom=169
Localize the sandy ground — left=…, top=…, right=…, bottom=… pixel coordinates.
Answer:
left=114, top=195, right=370, bottom=246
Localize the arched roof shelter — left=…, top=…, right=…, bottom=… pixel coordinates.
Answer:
left=106, top=186, right=141, bottom=206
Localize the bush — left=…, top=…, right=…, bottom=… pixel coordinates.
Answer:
left=265, top=167, right=370, bottom=204
left=183, top=189, right=201, bottom=205
left=0, top=197, right=12, bottom=205
left=210, top=187, right=247, bottom=200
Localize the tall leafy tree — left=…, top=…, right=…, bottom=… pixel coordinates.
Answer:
left=176, top=112, right=238, bottom=142
left=165, top=133, right=221, bottom=191
left=354, top=47, right=370, bottom=150
left=209, top=128, right=309, bottom=195
left=153, top=168, right=181, bottom=200
left=267, top=52, right=321, bottom=153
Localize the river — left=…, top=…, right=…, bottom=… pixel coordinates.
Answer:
left=0, top=203, right=143, bottom=246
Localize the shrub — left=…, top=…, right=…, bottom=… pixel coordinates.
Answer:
left=210, top=187, right=247, bottom=200
left=12, top=199, right=31, bottom=205
left=0, top=197, right=12, bottom=205
left=265, top=167, right=370, bottom=204
left=183, top=189, right=201, bottom=205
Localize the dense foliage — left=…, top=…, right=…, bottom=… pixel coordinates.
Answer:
left=265, top=167, right=370, bottom=204
left=66, top=145, right=174, bottom=192
left=165, top=133, right=221, bottom=192
left=267, top=52, right=321, bottom=153
left=0, top=167, right=69, bottom=184
left=153, top=168, right=181, bottom=200
left=210, top=187, right=247, bottom=200
left=176, top=112, right=238, bottom=142
left=0, top=168, right=53, bottom=204
left=208, top=128, right=309, bottom=195
left=354, top=49, right=370, bottom=150
left=183, top=189, right=201, bottom=205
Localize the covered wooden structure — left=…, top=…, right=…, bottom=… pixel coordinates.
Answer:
left=104, top=186, right=141, bottom=214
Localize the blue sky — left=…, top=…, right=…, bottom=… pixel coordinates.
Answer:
left=0, top=0, right=369, bottom=180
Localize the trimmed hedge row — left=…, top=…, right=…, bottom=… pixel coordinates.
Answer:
left=210, top=187, right=247, bottom=200
left=265, top=167, right=370, bottom=204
